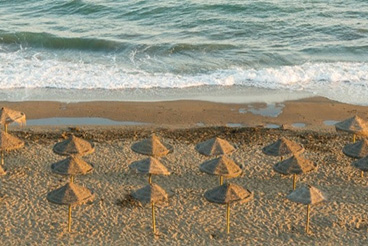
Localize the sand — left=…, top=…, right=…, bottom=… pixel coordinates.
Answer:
left=1, top=97, right=368, bottom=245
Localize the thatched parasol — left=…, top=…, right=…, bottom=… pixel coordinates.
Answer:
left=51, top=155, right=93, bottom=183
left=53, top=135, right=95, bottom=156
left=342, top=139, right=368, bottom=159
left=335, top=115, right=368, bottom=142
left=0, top=130, right=24, bottom=166
left=262, top=137, right=304, bottom=161
left=199, top=155, right=242, bottom=185
left=129, top=157, right=170, bottom=184
left=273, top=155, right=317, bottom=190
left=0, top=107, right=26, bottom=133
left=204, top=183, right=253, bottom=234
left=131, top=134, right=173, bottom=157
left=351, top=155, right=368, bottom=177
left=131, top=183, right=169, bottom=234
left=0, top=165, right=6, bottom=176
left=287, top=185, right=326, bottom=234
left=47, top=182, right=94, bottom=232
left=195, top=137, right=235, bottom=156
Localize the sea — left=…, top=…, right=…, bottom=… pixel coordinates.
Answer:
left=0, top=0, right=367, bottom=105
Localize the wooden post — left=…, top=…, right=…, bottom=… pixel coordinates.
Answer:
left=220, top=176, right=223, bottom=185
left=293, top=174, right=297, bottom=190
left=148, top=174, right=152, bottom=184
left=353, top=134, right=356, bottom=143
left=280, top=156, right=283, bottom=161
left=361, top=171, right=364, bottom=178
left=4, top=124, right=8, bottom=133
left=152, top=202, right=156, bottom=234
left=226, top=203, right=230, bottom=234
left=70, top=175, right=74, bottom=183
left=68, top=204, right=72, bottom=233
left=306, top=204, right=310, bottom=234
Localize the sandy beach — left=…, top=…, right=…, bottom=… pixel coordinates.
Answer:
left=1, top=97, right=368, bottom=245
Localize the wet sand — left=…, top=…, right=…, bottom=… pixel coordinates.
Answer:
left=2, top=96, right=368, bottom=130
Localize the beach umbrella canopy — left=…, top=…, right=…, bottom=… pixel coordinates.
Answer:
left=195, top=137, right=235, bottom=156
left=129, top=157, right=170, bottom=184
left=0, top=165, right=6, bottom=176
left=335, top=115, right=368, bottom=139
left=342, top=139, right=368, bottom=159
left=131, top=183, right=169, bottom=234
left=51, top=155, right=93, bottom=182
left=274, top=155, right=316, bottom=190
left=0, top=130, right=25, bottom=166
left=53, top=135, right=95, bottom=156
left=351, top=155, right=368, bottom=177
left=47, top=182, right=94, bottom=232
left=131, top=134, right=173, bottom=157
left=262, top=137, right=304, bottom=158
left=199, top=155, right=242, bottom=185
left=287, top=185, right=326, bottom=234
left=204, top=183, right=253, bottom=234
left=0, top=107, right=26, bottom=132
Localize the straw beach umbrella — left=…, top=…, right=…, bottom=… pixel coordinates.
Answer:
left=129, top=157, right=170, bottom=184
left=0, top=107, right=26, bottom=133
left=51, top=155, right=93, bottom=183
left=131, top=134, right=173, bottom=157
left=262, top=137, right=304, bottom=161
left=53, top=135, right=95, bottom=156
left=0, top=165, right=6, bottom=176
left=351, top=155, right=368, bottom=177
left=47, top=182, right=94, bottom=233
left=287, top=185, right=326, bottom=234
left=273, top=155, right=317, bottom=190
left=204, top=183, right=253, bottom=234
left=0, top=130, right=24, bottom=166
left=342, top=139, right=368, bottom=159
left=199, top=155, right=242, bottom=185
left=335, top=115, right=368, bottom=143
left=195, top=137, right=235, bottom=156
left=131, top=183, right=169, bottom=234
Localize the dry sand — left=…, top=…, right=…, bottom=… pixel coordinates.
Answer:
left=1, top=97, right=368, bottom=245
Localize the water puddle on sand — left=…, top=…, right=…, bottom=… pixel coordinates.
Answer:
left=265, top=124, right=280, bottom=129
left=226, top=123, right=244, bottom=128
left=324, top=120, right=339, bottom=126
left=292, top=123, right=306, bottom=128
left=239, top=103, right=284, bottom=117
left=26, top=117, right=149, bottom=126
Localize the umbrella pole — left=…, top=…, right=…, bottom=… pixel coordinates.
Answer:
left=152, top=202, right=156, bottom=234
left=361, top=171, right=364, bottom=178
left=68, top=204, right=72, bottom=233
left=226, top=203, right=230, bottom=234
left=148, top=174, right=152, bottom=184
left=306, top=204, right=310, bottom=234
left=280, top=156, right=283, bottom=161
left=4, top=124, right=8, bottom=133
left=1, top=150, right=3, bottom=166
left=220, top=176, right=223, bottom=185
left=353, top=134, right=356, bottom=143
left=70, top=175, right=74, bottom=183
left=292, top=174, right=297, bottom=190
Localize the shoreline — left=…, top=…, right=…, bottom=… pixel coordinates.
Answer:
left=1, top=96, right=368, bottom=131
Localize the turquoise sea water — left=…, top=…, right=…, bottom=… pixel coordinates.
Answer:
left=0, top=0, right=367, bottom=104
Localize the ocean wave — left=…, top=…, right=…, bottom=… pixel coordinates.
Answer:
left=0, top=48, right=367, bottom=104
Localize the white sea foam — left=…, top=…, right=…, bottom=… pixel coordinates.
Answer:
left=0, top=49, right=367, bottom=105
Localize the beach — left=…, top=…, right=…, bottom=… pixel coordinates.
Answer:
left=1, top=97, right=368, bottom=245
left=1, top=1, right=367, bottom=244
